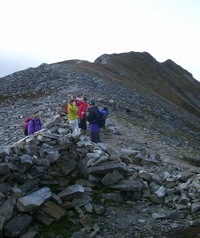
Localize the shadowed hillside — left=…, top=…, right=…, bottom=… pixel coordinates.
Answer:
left=94, top=52, right=200, bottom=117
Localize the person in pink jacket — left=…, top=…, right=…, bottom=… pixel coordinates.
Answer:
left=77, top=96, right=88, bottom=134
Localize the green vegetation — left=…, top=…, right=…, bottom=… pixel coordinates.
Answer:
left=182, top=156, right=200, bottom=167
left=0, top=95, right=12, bottom=103
left=0, top=90, right=51, bottom=105
left=41, top=214, right=81, bottom=238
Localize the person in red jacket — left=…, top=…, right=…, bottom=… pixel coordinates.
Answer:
left=77, top=96, right=88, bottom=134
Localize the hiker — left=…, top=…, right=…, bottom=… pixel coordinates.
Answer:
left=67, top=98, right=80, bottom=135
left=77, top=96, right=88, bottom=134
left=86, top=100, right=101, bottom=143
left=27, top=111, right=42, bottom=135
left=63, top=96, right=77, bottom=115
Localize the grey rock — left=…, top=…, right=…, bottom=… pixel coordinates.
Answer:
left=100, top=192, right=123, bottom=202
left=72, top=194, right=92, bottom=207
left=138, top=170, right=153, bottom=181
left=33, top=210, right=54, bottom=225
left=88, top=161, right=129, bottom=175
left=177, top=194, right=190, bottom=205
left=0, top=215, right=6, bottom=237
left=40, top=201, right=66, bottom=220
left=71, top=231, right=90, bottom=238
left=0, top=146, right=11, bottom=158
left=17, top=187, right=52, bottom=212
left=101, top=170, right=123, bottom=186
left=19, top=227, right=39, bottom=238
left=44, top=115, right=63, bottom=128
left=150, top=194, right=164, bottom=204
left=168, top=210, right=189, bottom=219
left=93, top=204, right=105, bottom=215
left=119, top=148, right=141, bottom=164
left=20, top=154, right=33, bottom=166
left=152, top=212, right=167, bottom=219
left=154, top=186, right=167, bottom=198
left=58, top=159, right=77, bottom=176
left=0, top=163, right=10, bottom=175
left=4, top=214, right=33, bottom=237
left=0, top=198, right=16, bottom=221
left=191, top=201, right=200, bottom=213
left=110, top=180, right=144, bottom=192
left=58, top=184, right=84, bottom=201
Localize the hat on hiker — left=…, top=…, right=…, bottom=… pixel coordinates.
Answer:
left=88, top=100, right=95, bottom=106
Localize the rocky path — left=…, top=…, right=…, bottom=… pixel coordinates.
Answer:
left=90, top=118, right=200, bottom=238
left=101, top=116, right=196, bottom=170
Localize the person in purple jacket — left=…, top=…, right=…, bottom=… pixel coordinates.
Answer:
left=27, top=111, right=42, bottom=135
left=86, top=100, right=101, bottom=143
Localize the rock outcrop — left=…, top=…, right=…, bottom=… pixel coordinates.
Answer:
left=0, top=114, right=200, bottom=237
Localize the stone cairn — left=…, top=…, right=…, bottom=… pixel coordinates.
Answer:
left=0, top=115, right=200, bottom=237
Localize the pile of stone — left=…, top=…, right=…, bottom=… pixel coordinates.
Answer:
left=0, top=115, right=200, bottom=237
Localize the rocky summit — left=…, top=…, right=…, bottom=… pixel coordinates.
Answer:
left=0, top=51, right=200, bottom=238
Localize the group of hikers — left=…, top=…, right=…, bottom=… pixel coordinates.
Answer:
left=23, top=95, right=108, bottom=144
left=66, top=95, right=108, bottom=143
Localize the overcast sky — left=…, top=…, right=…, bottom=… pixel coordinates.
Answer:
left=0, top=0, right=200, bottom=81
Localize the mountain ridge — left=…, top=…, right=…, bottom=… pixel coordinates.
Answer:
left=93, top=51, right=200, bottom=116
left=0, top=51, right=200, bottom=154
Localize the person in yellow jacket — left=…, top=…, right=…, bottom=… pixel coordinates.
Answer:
left=67, top=98, right=80, bottom=135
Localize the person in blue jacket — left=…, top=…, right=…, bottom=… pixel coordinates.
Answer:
left=86, top=100, right=101, bottom=143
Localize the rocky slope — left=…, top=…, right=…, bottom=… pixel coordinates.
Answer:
left=0, top=53, right=199, bottom=161
left=0, top=51, right=200, bottom=237
left=94, top=52, right=200, bottom=117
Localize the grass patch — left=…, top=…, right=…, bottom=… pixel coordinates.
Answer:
left=0, top=90, right=52, bottom=104
left=0, top=95, right=13, bottom=103
left=182, top=156, right=200, bottom=167
left=40, top=214, right=81, bottom=238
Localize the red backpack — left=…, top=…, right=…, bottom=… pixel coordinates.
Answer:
left=64, top=104, right=68, bottom=114
left=23, top=118, right=33, bottom=136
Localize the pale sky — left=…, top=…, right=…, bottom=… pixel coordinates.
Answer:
left=0, top=0, right=200, bottom=81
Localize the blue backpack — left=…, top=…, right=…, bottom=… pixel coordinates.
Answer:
left=87, top=107, right=108, bottom=128
left=97, top=107, right=108, bottom=128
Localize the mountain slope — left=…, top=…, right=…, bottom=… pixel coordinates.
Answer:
left=0, top=51, right=200, bottom=237
left=94, top=51, right=200, bottom=116
left=0, top=52, right=200, bottom=164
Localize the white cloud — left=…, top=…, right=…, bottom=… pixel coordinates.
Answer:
left=0, top=0, right=200, bottom=80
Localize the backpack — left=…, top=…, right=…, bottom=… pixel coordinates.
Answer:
left=64, top=104, right=68, bottom=114
left=86, top=107, right=108, bottom=128
left=23, top=118, right=34, bottom=136
left=97, top=108, right=108, bottom=128
left=100, top=108, right=109, bottom=120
